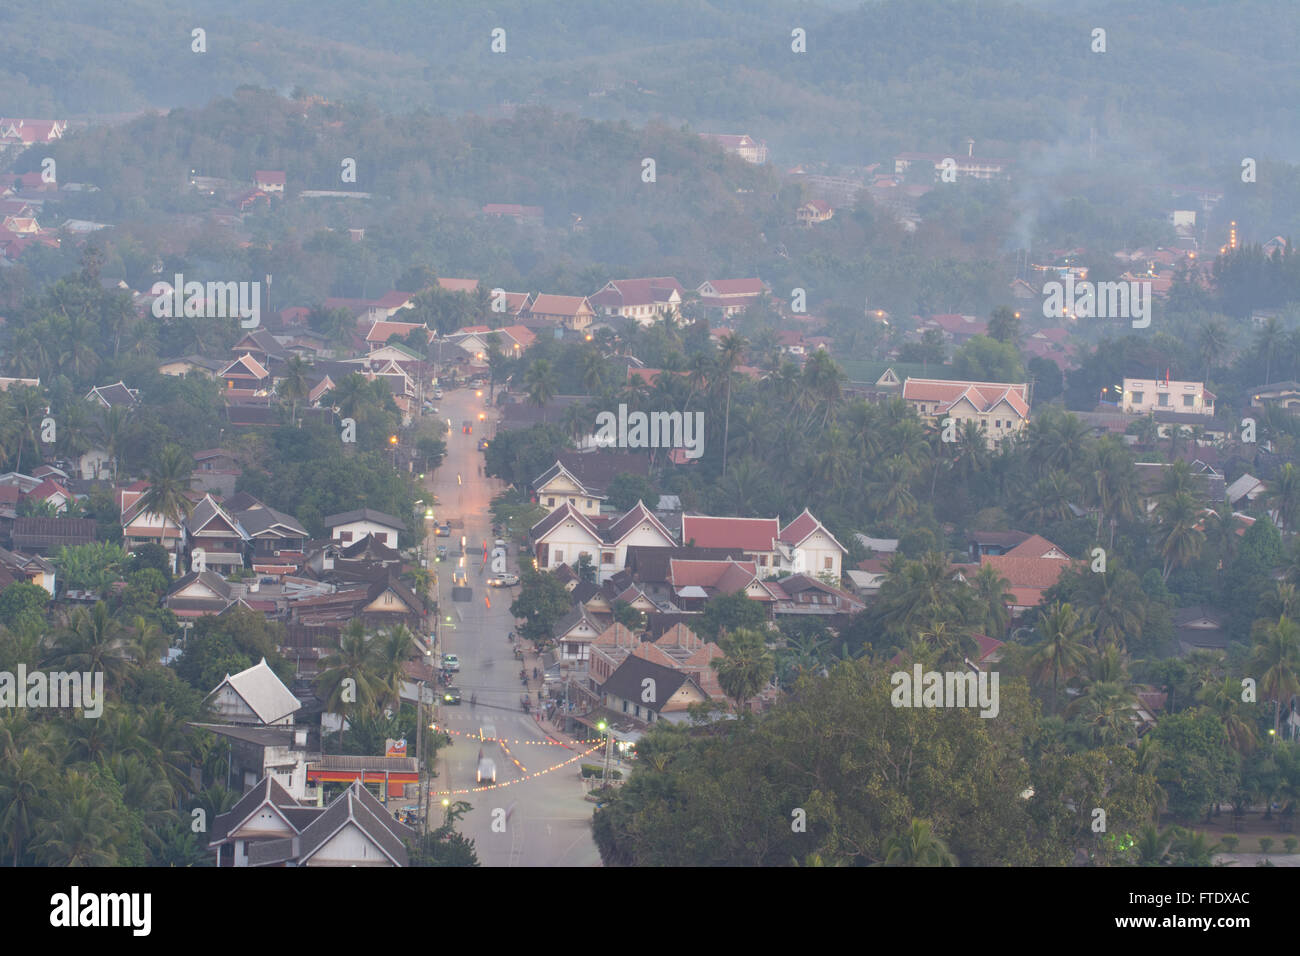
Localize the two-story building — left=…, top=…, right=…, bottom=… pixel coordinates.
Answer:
left=901, top=377, right=1030, bottom=448
left=323, top=508, right=405, bottom=550
left=1122, top=377, right=1215, bottom=416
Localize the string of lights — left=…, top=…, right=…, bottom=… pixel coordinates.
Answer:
left=430, top=743, right=602, bottom=795
left=436, top=725, right=616, bottom=748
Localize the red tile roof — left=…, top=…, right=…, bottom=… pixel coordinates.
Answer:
left=901, top=378, right=1030, bottom=418
left=681, top=514, right=779, bottom=552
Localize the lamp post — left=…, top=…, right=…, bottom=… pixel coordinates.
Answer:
left=596, top=719, right=614, bottom=784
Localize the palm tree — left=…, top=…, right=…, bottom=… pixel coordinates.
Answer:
left=6, top=385, right=45, bottom=473
left=278, top=355, right=311, bottom=427
left=0, top=747, right=51, bottom=865
left=712, top=627, right=774, bottom=714
left=1085, top=436, right=1137, bottom=540
left=326, top=373, right=372, bottom=420
left=971, top=562, right=1012, bottom=638
left=524, top=359, right=558, bottom=421
left=1133, top=824, right=1174, bottom=866
left=1268, top=463, right=1300, bottom=533
left=138, top=444, right=195, bottom=573
left=30, top=770, right=124, bottom=866
left=1197, top=676, right=1259, bottom=754
left=870, top=455, right=918, bottom=524
left=1021, top=469, right=1078, bottom=526
left=94, top=405, right=130, bottom=480
left=1068, top=678, right=1139, bottom=746
left=371, top=625, right=419, bottom=712
left=880, top=818, right=957, bottom=866
left=716, top=333, right=747, bottom=476
left=1028, top=602, right=1092, bottom=713
left=317, top=619, right=383, bottom=749
left=1155, top=490, right=1204, bottom=582
left=1250, top=615, right=1300, bottom=737
left=1256, top=316, right=1284, bottom=384
left=47, top=602, right=132, bottom=691
left=1195, top=320, right=1229, bottom=380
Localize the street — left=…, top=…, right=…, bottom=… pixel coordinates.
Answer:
left=423, top=385, right=602, bottom=867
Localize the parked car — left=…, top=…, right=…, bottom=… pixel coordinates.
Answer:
left=441, top=653, right=460, bottom=672
left=487, top=573, right=520, bottom=587
left=443, top=687, right=462, bottom=705
left=436, top=545, right=448, bottom=561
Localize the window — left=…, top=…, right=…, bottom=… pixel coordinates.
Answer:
left=994, top=419, right=1001, bottom=428
left=1183, top=395, right=1194, bottom=407
left=547, top=497, right=555, bottom=507
left=634, top=705, right=642, bottom=718
left=555, top=550, right=564, bottom=564
left=824, top=556, right=833, bottom=570
left=1132, top=391, right=1144, bottom=404
left=601, top=551, right=615, bottom=564
left=1158, top=393, right=1169, bottom=406
left=339, top=531, right=353, bottom=542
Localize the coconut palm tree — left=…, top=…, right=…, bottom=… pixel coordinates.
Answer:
left=1028, top=602, right=1092, bottom=713
left=715, top=332, right=747, bottom=476
left=1197, top=676, right=1259, bottom=754
left=1250, top=615, right=1300, bottom=737
left=317, top=619, right=383, bottom=749
left=880, top=818, right=957, bottom=866
left=0, top=747, right=51, bottom=865
left=1155, top=490, right=1204, bottom=582
left=138, top=444, right=196, bottom=572
left=524, top=359, right=558, bottom=421
left=971, top=562, right=1012, bottom=638
left=30, top=770, right=125, bottom=866
left=46, top=601, right=132, bottom=691
left=1195, top=320, right=1229, bottom=381
left=277, top=355, right=311, bottom=427
left=1268, top=463, right=1300, bottom=533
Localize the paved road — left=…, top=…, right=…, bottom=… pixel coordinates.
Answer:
left=424, top=385, right=601, bottom=867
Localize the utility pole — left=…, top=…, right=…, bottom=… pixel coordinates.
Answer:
left=416, top=680, right=425, bottom=849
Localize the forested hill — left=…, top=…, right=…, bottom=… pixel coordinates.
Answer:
left=3, top=0, right=1298, bottom=165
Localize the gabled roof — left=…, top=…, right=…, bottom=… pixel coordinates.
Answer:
left=11, top=517, right=97, bottom=551
left=778, top=508, right=846, bottom=553
left=85, top=381, right=139, bottom=407
left=528, top=294, right=594, bottom=317
left=206, top=657, right=301, bottom=724
left=187, top=493, right=247, bottom=539
left=220, top=354, right=270, bottom=379
left=295, top=779, right=414, bottom=866
left=901, top=378, right=1030, bottom=418
left=590, top=277, right=685, bottom=310
left=981, top=555, right=1072, bottom=591
left=698, top=278, right=764, bottom=297
left=681, top=514, right=779, bottom=552
left=530, top=501, right=601, bottom=542
left=209, top=775, right=308, bottom=848
left=1002, top=535, right=1070, bottom=560
left=604, top=501, right=674, bottom=546
left=552, top=604, right=603, bottom=641
left=322, top=508, right=404, bottom=531
left=600, top=656, right=695, bottom=713
left=233, top=329, right=284, bottom=359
